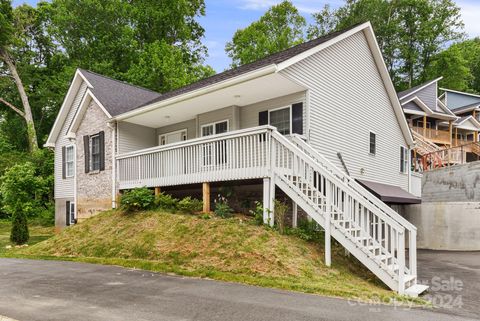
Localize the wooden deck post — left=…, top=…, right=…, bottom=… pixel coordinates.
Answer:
left=202, top=182, right=210, bottom=213
left=423, top=115, right=427, bottom=136
left=449, top=121, right=453, bottom=146
left=154, top=187, right=161, bottom=196
left=455, top=128, right=458, bottom=146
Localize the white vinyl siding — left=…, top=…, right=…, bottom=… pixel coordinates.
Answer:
left=157, top=119, right=196, bottom=142
left=118, top=121, right=156, bottom=154
left=54, top=81, right=88, bottom=198
left=280, top=31, right=409, bottom=190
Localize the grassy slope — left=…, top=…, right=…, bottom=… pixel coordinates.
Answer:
left=7, top=210, right=421, bottom=303
left=0, top=220, right=54, bottom=255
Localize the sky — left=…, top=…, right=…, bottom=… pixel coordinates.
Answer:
left=12, top=0, right=480, bottom=72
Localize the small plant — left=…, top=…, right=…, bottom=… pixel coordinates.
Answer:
left=249, top=201, right=265, bottom=226
left=154, top=192, right=179, bottom=211
left=120, top=187, right=155, bottom=213
left=177, top=196, right=203, bottom=214
left=287, top=218, right=324, bottom=242
left=199, top=213, right=211, bottom=220
left=214, top=195, right=233, bottom=218
left=274, top=200, right=289, bottom=234
left=10, top=211, right=29, bottom=245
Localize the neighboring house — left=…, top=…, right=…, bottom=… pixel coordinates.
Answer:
left=46, top=22, right=426, bottom=296
left=398, top=79, right=480, bottom=170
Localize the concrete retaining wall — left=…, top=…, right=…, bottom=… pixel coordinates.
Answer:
left=405, top=161, right=480, bottom=250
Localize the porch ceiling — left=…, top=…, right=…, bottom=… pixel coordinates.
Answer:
left=120, top=73, right=305, bottom=128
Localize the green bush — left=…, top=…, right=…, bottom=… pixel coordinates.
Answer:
left=154, top=192, right=178, bottom=211
left=177, top=196, right=202, bottom=214
left=287, top=219, right=324, bottom=243
left=120, top=187, right=155, bottom=213
left=10, top=211, right=29, bottom=244
left=249, top=201, right=265, bottom=226
left=214, top=195, right=233, bottom=218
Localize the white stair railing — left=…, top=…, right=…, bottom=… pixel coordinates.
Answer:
left=289, top=135, right=418, bottom=277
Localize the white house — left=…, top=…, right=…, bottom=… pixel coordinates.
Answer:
left=46, top=22, right=426, bottom=296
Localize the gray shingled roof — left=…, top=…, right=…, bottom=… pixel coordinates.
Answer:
left=79, top=69, right=161, bottom=116
left=139, top=23, right=363, bottom=108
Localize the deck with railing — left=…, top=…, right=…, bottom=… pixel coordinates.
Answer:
left=411, top=126, right=451, bottom=145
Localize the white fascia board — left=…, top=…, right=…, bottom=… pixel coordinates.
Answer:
left=439, top=88, right=480, bottom=99
left=398, top=77, right=443, bottom=101
left=437, top=98, right=456, bottom=117
left=276, top=22, right=372, bottom=71
left=66, top=89, right=111, bottom=137
left=45, top=69, right=94, bottom=147
left=404, top=109, right=426, bottom=116
left=114, top=65, right=277, bottom=121
left=455, top=116, right=480, bottom=129
left=361, top=24, right=414, bottom=147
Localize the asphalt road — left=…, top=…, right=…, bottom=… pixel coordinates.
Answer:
left=0, top=259, right=475, bottom=321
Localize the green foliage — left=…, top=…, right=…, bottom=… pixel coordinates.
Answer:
left=249, top=201, right=264, bottom=226
left=287, top=219, right=324, bottom=243
left=10, top=211, right=29, bottom=244
left=213, top=195, right=233, bottom=218
left=198, top=213, right=211, bottom=220
left=120, top=187, right=155, bottom=213
left=274, top=200, right=289, bottom=234
left=225, top=0, right=306, bottom=67
left=177, top=196, right=203, bottom=214
left=0, top=161, right=51, bottom=219
left=154, top=192, right=179, bottom=212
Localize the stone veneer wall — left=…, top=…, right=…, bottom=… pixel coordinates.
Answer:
left=76, top=100, right=113, bottom=221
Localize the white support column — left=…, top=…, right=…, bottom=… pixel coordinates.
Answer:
left=325, top=181, right=332, bottom=267
left=269, top=175, right=276, bottom=227
left=263, top=177, right=271, bottom=224
left=292, top=202, right=298, bottom=228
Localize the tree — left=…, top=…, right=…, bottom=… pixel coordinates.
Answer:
left=225, top=0, right=306, bottom=67
left=0, top=0, right=39, bottom=152
left=308, top=0, right=464, bottom=90
left=10, top=211, right=29, bottom=244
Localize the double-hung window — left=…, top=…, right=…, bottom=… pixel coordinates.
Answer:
left=400, top=146, right=409, bottom=173
left=90, top=134, right=101, bottom=171
left=269, top=107, right=291, bottom=135
left=65, top=145, right=75, bottom=177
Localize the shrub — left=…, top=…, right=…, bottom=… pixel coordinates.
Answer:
left=10, top=212, right=29, bottom=245
left=249, top=201, right=265, bottom=226
left=287, top=218, right=324, bottom=242
left=214, top=195, right=233, bottom=218
left=120, top=187, right=155, bottom=213
left=155, top=192, right=179, bottom=211
left=274, top=200, right=289, bottom=234
left=177, top=196, right=202, bottom=214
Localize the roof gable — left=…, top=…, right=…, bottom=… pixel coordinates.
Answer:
left=453, top=116, right=480, bottom=131
left=397, top=77, right=442, bottom=101
left=442, top=89, right=480, bottom=110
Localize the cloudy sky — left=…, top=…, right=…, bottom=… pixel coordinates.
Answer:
left=13, top=0, right=480, bottom=72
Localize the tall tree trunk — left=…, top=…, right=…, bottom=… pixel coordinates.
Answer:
left=0, top=48, right=38, bottom=152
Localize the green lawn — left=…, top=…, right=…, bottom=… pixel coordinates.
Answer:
left=2, top=210, right=426, bottom=305
left=0, top=219, right=55, bottom=256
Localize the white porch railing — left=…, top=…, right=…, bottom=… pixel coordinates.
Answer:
left=116, top=126, right=273, bottom=189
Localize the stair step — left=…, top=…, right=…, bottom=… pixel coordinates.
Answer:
left=405, top=284, right=429, bottom=298
left=388, top=264, right=399, bottom=271
left=404, top=274, right=416, bottom=284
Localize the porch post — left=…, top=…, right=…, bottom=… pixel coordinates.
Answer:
left=268, top=175, right=275, bottom=227
left=154, top=187, right=161, bottom=196
left=202, top=182, right=211, bottom=213
left=423, top=115, right=427, bottom=136
left=325, top=181, right=332, bottom=267
left=263, top=178, right=271, bottom=224
left=292, top=202, right=298, bottom=228
left=455, top=128, right=458, bottom=146
left=449, top=121, right=453, bottom=146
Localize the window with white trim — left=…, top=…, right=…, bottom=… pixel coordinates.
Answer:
left=269, top=107, right=291, bottom=135
left=65, top=145, right=75, bottom=177
left=400, top=146, right=409, bottom=173
left=91, top=134, right=101, bottom=171
left=369, top=132, right=376, bottom=155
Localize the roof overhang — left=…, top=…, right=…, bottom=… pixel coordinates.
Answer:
left=440, top=88, right=480, bottom=99
left=454, top=116, right=480, bottom=131
left=401, top=96, right=457, bottom=121
left=44, top=69, right=94, bottom=147
left=357, top=179, right=421, bottom=204
left=452, top=104, right=480, bottom=115
left=116, top=71, right=306, bottom=128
